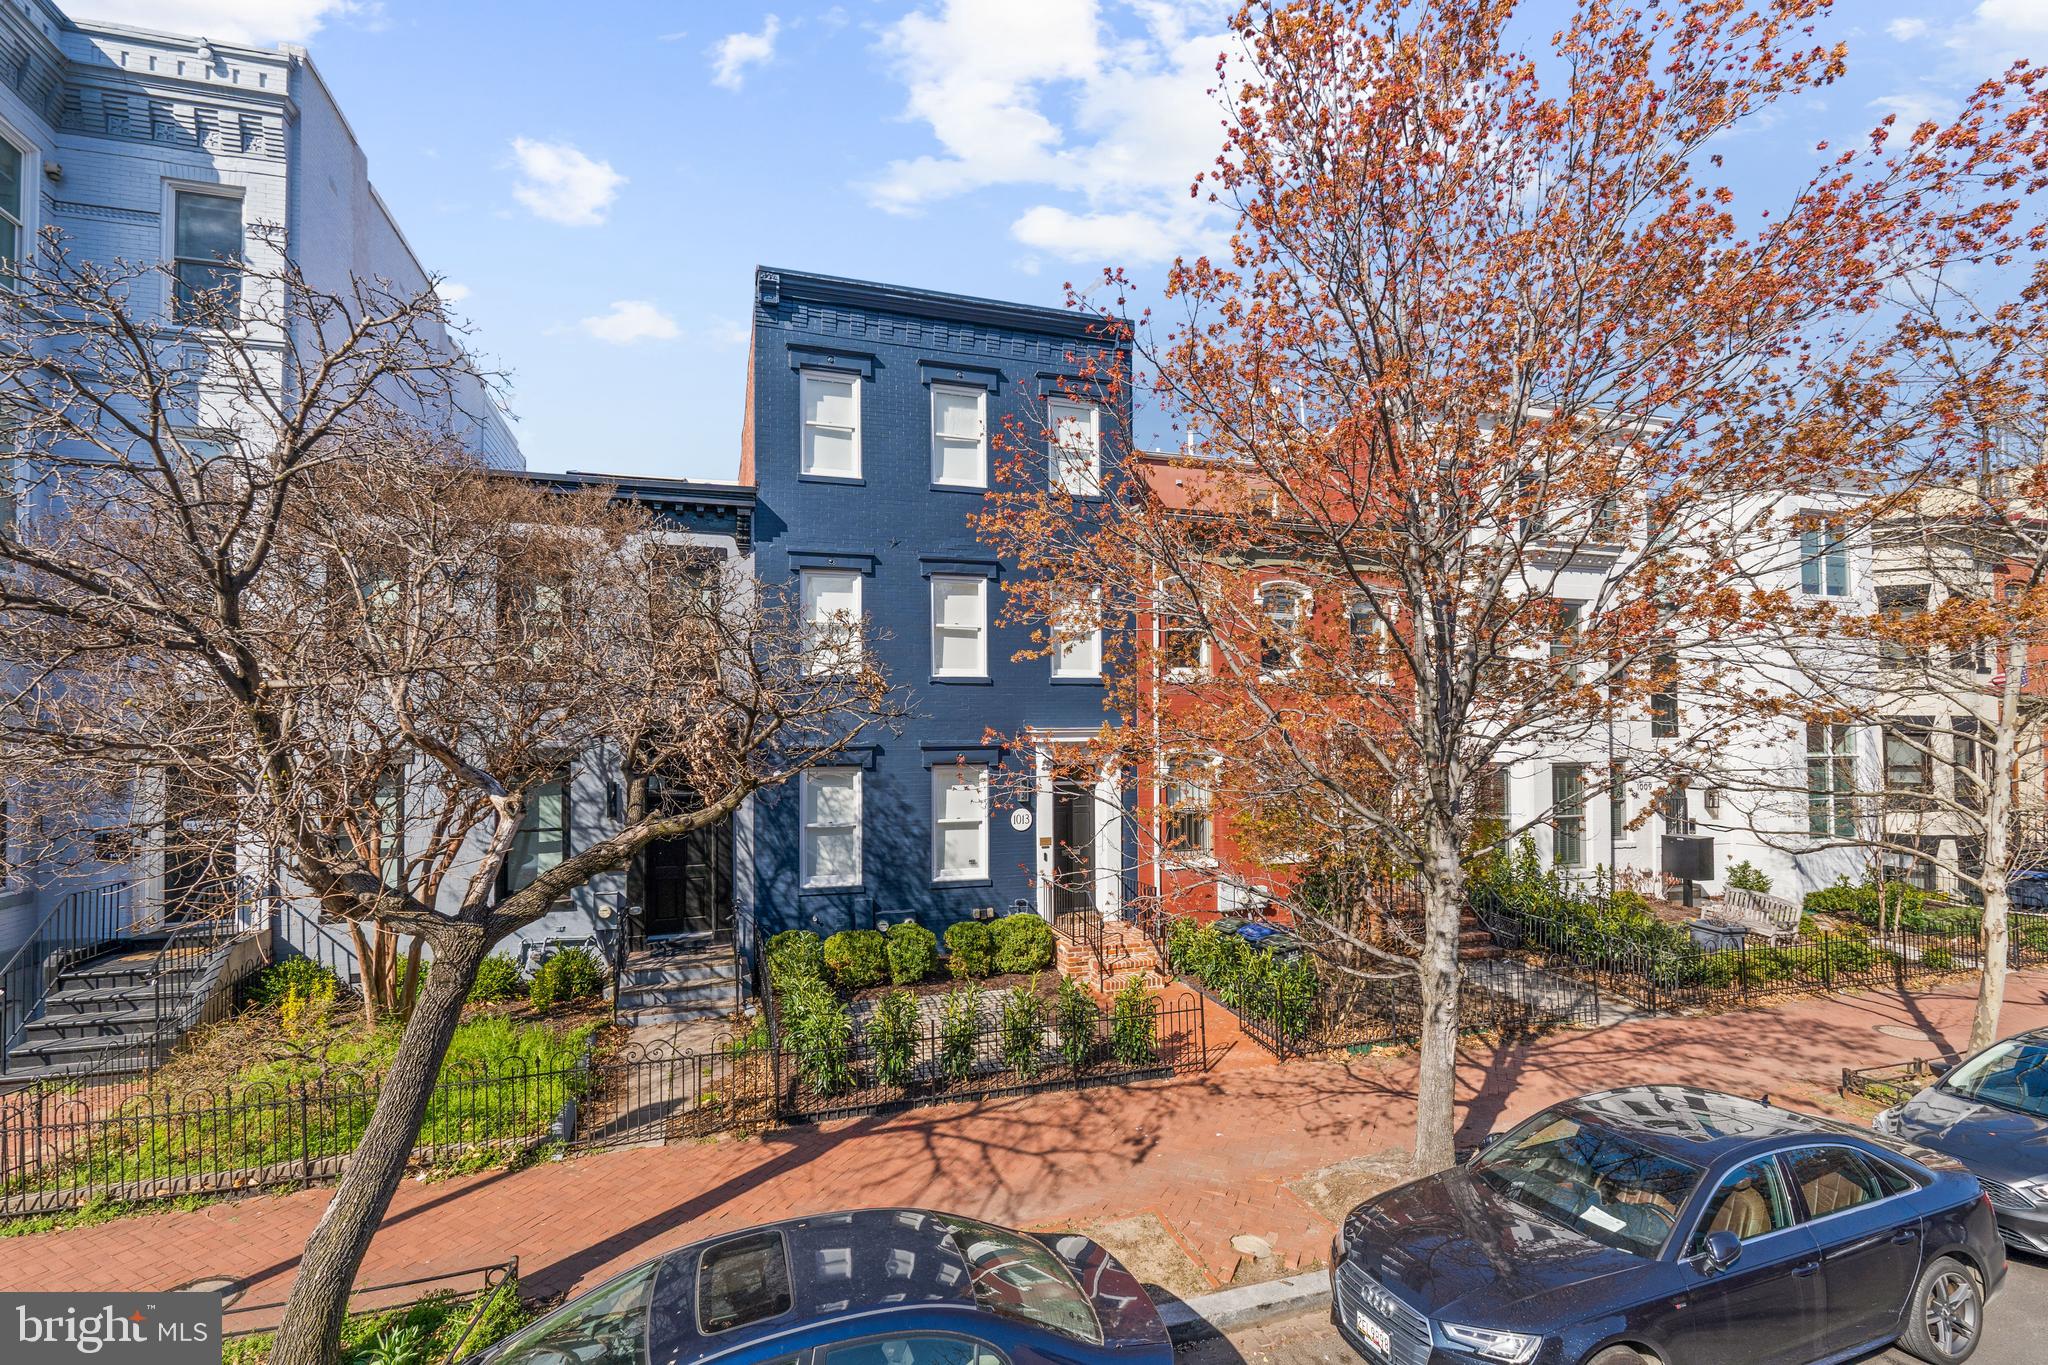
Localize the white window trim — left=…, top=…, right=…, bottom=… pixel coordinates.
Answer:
left=1159, top=753, right=1220, bottom=868
left=1347, top=592, right=1394, bottom=684
left=801, top=767, right=863, bottom=890
left=1797, top=515, right=1851, bottom=598
left=1051, top=588, right=1103, bottom=679
left=930, top=383, right=988, bottom=489
left=799, top=368, right=863, bottom=480
left=931, top=763, right=990, bottom=884
left=161, top=179, right=246, bottom=327
left=1159, top=614, right=1211, bottom=682
left=0, top=114, right=39, bottom=289
left=801, top=568, right=862, bottom=676
left=1048, top=399, right=1101, bottom=497
left=929, top=574, right=988, bottom=678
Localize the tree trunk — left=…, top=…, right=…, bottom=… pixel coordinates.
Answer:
left=346, top=920, right=379, bottom=1032
left=1972, top=673, right=2019, bottom=1054
left=268, top=930, right=488, bottom=1365
left=1413, top=814, right=1465, bottom=1175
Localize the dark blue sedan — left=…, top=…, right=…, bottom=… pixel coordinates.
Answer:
left=462, top=1208, right=1171, bottom=1365
left=1332, top=1087, right=2005, bottom=1365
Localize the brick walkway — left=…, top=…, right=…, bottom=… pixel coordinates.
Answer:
left=7, top=973, right=2046, bottom=1329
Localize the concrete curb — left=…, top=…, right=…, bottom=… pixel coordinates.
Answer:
left=1160, top=1268, right=1333, bottom=1344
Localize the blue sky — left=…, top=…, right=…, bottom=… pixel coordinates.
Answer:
left=94, top=1, right=2048, bottom=480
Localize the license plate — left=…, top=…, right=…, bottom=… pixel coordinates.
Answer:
left=1353, top=1310, right=1392, bottom=1358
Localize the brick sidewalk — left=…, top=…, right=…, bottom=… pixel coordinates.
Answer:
left=7, top=972, right=2046, bottom=1328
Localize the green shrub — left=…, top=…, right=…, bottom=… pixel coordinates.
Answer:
left=1726, top=860, right=1772, bottom=893
left=991, top=913, right=1056, bottom=974
left=783, top=981, right=852, bottom=1094
left=766, top=929, right=826, bottom=991
left=885, top=921, right=940, bottom=985
left=1109, top=978, right=1157, bottom=1066
left=938, top=983, right=983, bottom=1081
left=468, top=953, right=523, bottom=1003
left=1921, top=945, right=1957, bottom=972
left=528, top=946, right=604, bottom=1011
left=944, top=920, right=996, bottom=978
left=823, top=929, right=889, bottom=991
left=357, top=1321, right=433, bottom=1365
left=1054, top=976, right=1099, bottom=1070
left=247, top=957, right=341, bottom=1008
left=870, top=989, right=921, bottom=1088
left=999, top=982, right=1048, bottom=1079
left=1273, top=956, right=1320, bottom=1041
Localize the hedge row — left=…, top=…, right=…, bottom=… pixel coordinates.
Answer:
left=765, top=914, right=1053, bottom=995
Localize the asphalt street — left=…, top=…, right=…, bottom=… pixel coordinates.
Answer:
left=1176, top=1252, right=2048, bottom=1365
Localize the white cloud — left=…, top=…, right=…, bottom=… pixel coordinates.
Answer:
left=1886, top=17, right=1930, bottom=39
left=508, top=139, right=625, bottom=227
left=867, top=0, right=1238, bottom=264
left=1975, top=0, right=2048, bottom=32
left=1870, top=92, right=1958, bottom=128
left=578, top=301, right=681, bottom=345
left=435, top=281, right=471, bottom=305
left=70, top=0, right=372, bottom=44
left=710, top=15, right=781, bottom=91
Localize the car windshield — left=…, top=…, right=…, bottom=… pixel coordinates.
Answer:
left=942, top=1216, right=1102, bottom=1345
left=1472, top=1110, right=1704, bottom=1257
left=1941, top=1036, right=2048, bottom=1119
left=480, top=1260, right=658, bottom=1365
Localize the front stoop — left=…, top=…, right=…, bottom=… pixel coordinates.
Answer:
left=1057, top=918, right=1168, bottom=998
left=615, top=944, right=742, bottom=1028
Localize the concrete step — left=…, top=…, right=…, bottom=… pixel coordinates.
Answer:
left=36, top=984, right=159, bottom=1015
left=21, top=1008, right=165, bottom=1043
left=616, top=1002, right=737, bottom=1028
left=619, top=977, right=739, bottom=1007
left=621, top=958, right=738, bottom=988
left=0, top=1048, right=155, bottom=1088
left=6, top=1029, right=165, bottom=1066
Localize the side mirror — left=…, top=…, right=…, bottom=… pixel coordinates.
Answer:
left=1701, top=1230, right=1742, bottom=1272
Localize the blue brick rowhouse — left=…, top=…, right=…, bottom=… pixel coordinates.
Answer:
left=740, top=267, right=1135, bottom=945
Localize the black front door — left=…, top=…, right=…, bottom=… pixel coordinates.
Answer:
left=641, top=813, right=733, bottom=941
left=1051, top=779, right=1095, bottom=916
left=163, top=769, right=236, bottom=922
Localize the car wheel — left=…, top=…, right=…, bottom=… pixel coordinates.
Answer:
left=1898, top=1256, right=1984, bottom=1364
left=1585, top=1349, right=1650, bottom=1365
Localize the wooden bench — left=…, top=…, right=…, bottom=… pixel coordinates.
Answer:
left=1717, top=887, right=1802, bottom=944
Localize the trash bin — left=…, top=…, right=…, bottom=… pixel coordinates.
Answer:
left=1688, top=918, right=1749, bottom=953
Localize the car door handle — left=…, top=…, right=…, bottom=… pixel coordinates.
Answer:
left=1891, top=1229, right=1920, bottom=1245
left=1793, top=1260, right=1821, bottom=1277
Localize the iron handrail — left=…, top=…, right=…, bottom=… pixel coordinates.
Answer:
left=0, top=880, right=134, bottom=1074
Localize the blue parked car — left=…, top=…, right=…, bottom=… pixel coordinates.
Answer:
left=462, top=1208, right=1171, bottom=1365
left=1332, top=1087, right=2004, bottom=1365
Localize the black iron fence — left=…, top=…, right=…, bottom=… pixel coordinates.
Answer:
left=0, top=881, right=135, bottom=1073
left=1471, top=893, right=2048, bottom=1014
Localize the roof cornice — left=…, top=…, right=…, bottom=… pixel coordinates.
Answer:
left=757, top=266, right=1129, bottom=346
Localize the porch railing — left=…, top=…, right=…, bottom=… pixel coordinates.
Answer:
left=0, top=881, right=136, bottom=1073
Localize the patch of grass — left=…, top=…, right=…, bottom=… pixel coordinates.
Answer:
left=4, top=1016, right=595, bottom=1198
left=222, top=1277, right=536, bottom=1365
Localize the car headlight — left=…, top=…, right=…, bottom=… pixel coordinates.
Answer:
left=1440, top=1322, right=1542, bottom=1363
left=1330, top=1234, right=1347, bottom=1268
left=1872, top=1106, right=1901, bottom=1135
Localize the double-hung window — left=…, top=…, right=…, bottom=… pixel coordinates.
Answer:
left=1884, top=717, right=1934, bottom=807
left=931, top=384, right=987, bottom=488
left=800, top=370, right=861, bottom=479
left=1551, top=763, right=1586, bottom=867
left=1800, top=520, right=1849, bottom=596
left=1052, top=590, right=1102, bottom=679
left=502, top=773, right=569, bottom=895
left=1259, top=584, right=1307, bottom=673
left=801, top=569, right=862, bottom=675
left=1048, top=399, right=1100, bottom=496
left=801, top=768, right=862, bottom=888
left=1162, top=756, right=1215, bottom=858
left=1549, top=600, right=1584, bottom=658
left=1806, top=721, right=1855, bottom=837
left=1877, top=585, right=1930, bottom=672
left=930, top=574, right=987, bottom=678
left=931, top=763, right=989, bottom=883
left=1608, top=759, right=1629, bottom=841
left=172, top=189, right=243, bottom=322
left=1649, top=649, right=1679, bottom=738
left=1160, top=615, right=1209, bottom=678
left=0, top=136, right=23, bottom=286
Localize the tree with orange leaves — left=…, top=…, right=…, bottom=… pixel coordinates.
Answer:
left=981, top=0, right=2048, bottom=1173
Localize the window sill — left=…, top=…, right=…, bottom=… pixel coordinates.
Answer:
left=1049, top=675, right=1103, bottom=686
left=799, top=883, right=864, bottom=895
left=798, top=473, right=866, bottom=486
left=930, top=674, right=994, bottom=686
left=931, top=876, right=995, bottom=889
left=929, top=482, right=989, bottom=495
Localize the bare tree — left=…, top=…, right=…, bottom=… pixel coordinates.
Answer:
left=0, top=242, right=899, bottom=1365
